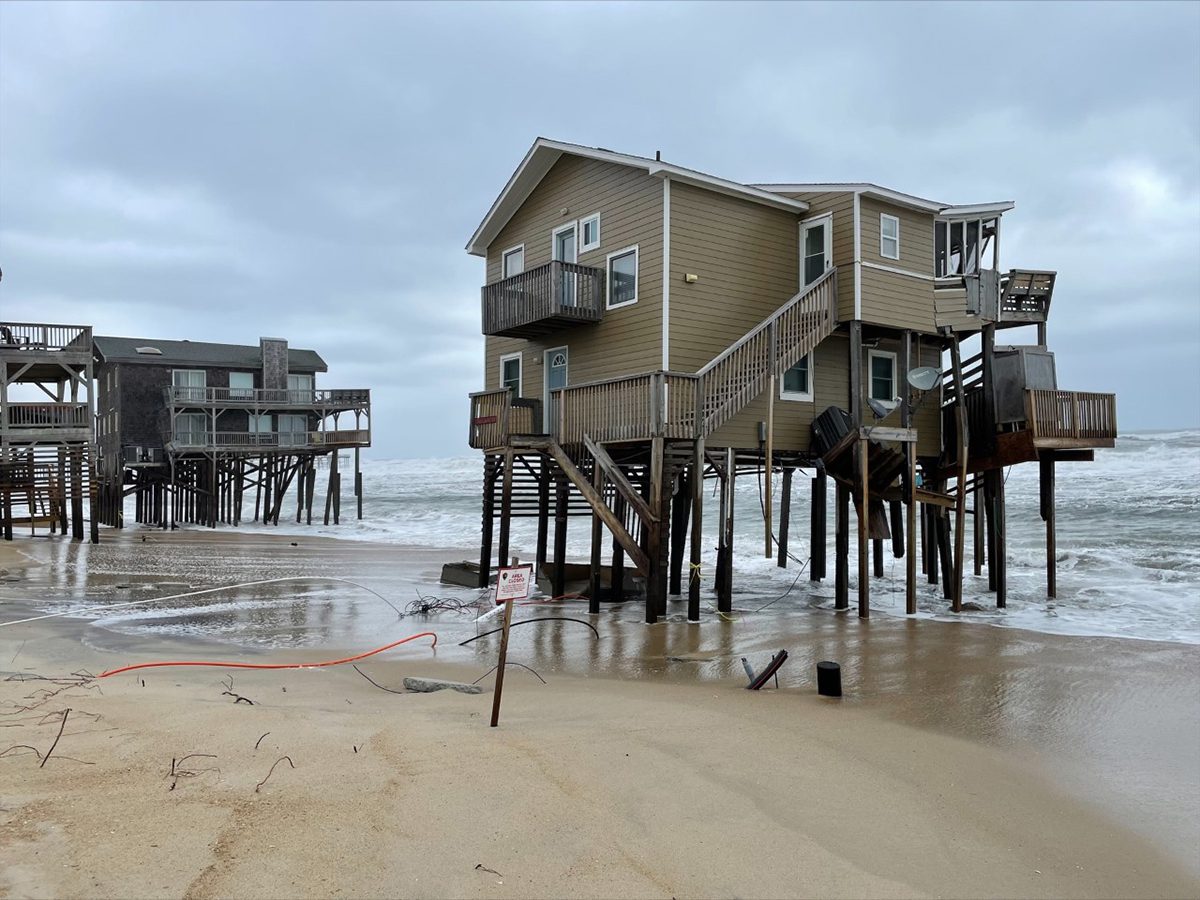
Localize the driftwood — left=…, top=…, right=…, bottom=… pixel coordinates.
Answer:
left=255, top=756, right=294, bottom=793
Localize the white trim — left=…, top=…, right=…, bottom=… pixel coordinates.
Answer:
left=799, top=212, right=833, bottom=288
left=661, top=179, right=670, bottom=370
left=466, top=137, right=808, bottom=256
left=867, top=349, right=899, bottom=408
left=579, top=213, right=600, bottom=253
left=779, top=351, right=814, bottom=402
left=551, top=221, right=578, bottom=263
left=880, top=213, right=900, bottom=260
left=853, top=191, right=862, bottom=319
left=939, top=201, right=1015, bottom=218
left=862, top=260, right=935, bottom=281
left=543, top=346, right=568, bottom=433
left=606, top=244, right=639, bottom=310
left=754, top=182, right=946, bottom=213
left=501, top=243, right=525, bottom=278
left=498, top=351, right=522, bottom=396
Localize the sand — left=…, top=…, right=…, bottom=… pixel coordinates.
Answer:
left=1, top=532, right=1198, bottom=900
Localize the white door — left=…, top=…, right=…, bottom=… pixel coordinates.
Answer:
left=544, top=347, right=568, bottom=434
left=553, top=223, right=578, bottom=306
left=800, top=216, right=833, bottom=287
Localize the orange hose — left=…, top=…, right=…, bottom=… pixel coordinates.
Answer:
left=97, top=631, right=438, bottom=679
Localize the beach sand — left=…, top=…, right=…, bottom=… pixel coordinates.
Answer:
left=1, top=531, right=1198, bottom=899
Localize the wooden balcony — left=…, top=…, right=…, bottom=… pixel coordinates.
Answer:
left=468, top=390, right=541, bottom=450
left=1, top=402, right=92, bottom=443
left=481, top=261, right=605, bottom=338
left=165, top=386, right=370, bottom=409
left=166, top=429, right=371, bottom=453
left=1026, top=390, right=1116, bottom=448
left=0, top=322, right=92, bottom=355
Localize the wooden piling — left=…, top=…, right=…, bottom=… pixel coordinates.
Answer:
left=717, top=447, right=735, bottom=613
left=857, top=440, right=870, bottom=618
left=777, top=466, right=792, bottom=568
left=811, top=470, right=826, bottom=581
left=611, top=492, right=626, bottom=603
left=1041, top=456, right=1056, bottom=598
left=669, top=469, right=690, bottom=595
left=552, top=475, right=568, bottom=600
left=589, top=458, right=604, bottom=615
left=688, top=441, right=704, bottom=622
left=497, top=450, right=513, bottom=571
left=535, top=458, right=550, bottom=579
left=645, top=436, right=667, bottom=623
left=835, top=480, right=849, bottom=609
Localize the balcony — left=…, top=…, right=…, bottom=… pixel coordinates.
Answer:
left=2, top=402, right=92, bottom=442
left=164, top=386, right=371, bottom=409
left=0, top=322, right=92, bottom=355
left=166, top=429, right=371, bottom=453
left=481, top=260, right=605, bottom=338
left=1025, top=390, right=1116, bottom=448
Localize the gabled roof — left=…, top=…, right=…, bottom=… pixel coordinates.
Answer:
left=751, top=182, right=1015, bottom=217
left=94, top=336, right=327, bottom=372
left=466, top=138, right=810, bottom=256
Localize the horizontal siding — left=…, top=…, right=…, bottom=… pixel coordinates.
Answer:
left=784, top=191, right=856, bottom=322
left=860, top=266, right=937, bottom=334
left=860, top=196, right=935, bottom=276
left=668, top=181, right=801, bottom=372
left=482, top=156, right=664, bottom=403
left=934, top=286, right=977, bottom=333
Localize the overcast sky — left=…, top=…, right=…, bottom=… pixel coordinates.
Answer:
left=2, top=1, right=1197, bottom=456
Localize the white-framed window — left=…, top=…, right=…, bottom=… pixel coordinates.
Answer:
left=606, top=245, right=638, bottom=308
left=800, top=214, right=833, bottom=287
left=880, top=213, right=900, bottom=260
left=868, top=350, right=898, bottom=408
left=780, top=353, right=814, bottom=402
left=502, top=244, right=525, bottom=279
left=171, top=369, right=206, bottom=402
left=229, top=371, right=254, bottom=400
left=287, top=373, right=314, bottom=403
left=499, top=352, right=522, bottom=395
left=580, top=213, right=600, bottom=253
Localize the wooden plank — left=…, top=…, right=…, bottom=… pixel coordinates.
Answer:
left=858, top=426, right=918, bottom=443
left=583, top=434, right=656, bottom=523
left=858, top=443, right=870, bottom=618
left=688, top=439, right=704, bottom=622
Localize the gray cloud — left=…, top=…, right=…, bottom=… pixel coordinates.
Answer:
left=2, top=0, right=1197, bottom=455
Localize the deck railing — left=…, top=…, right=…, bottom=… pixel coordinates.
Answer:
left=468, top=390, right=541, bottom=449
left=1026, top=390, right=1117, bottom=441
left=0, top=322, right=92, bottom=353
left=5, top=403, right=91, bottom=429
left=168, top=429, right=371, bottom=451
left=165, top=386, right=370, bottom=407
left=482, top=260, right=605, bottom=337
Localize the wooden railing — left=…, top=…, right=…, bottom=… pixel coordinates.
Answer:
left=5, top=403, right=90, bottom=429
left=999, top=270, right=1055, bottom=323
left=481, top=261, right=605, bottom=337
left=168, top=429, right=370, bottom=450
left=165, top=386, right=370, bottom=407
left=1026, top=390, right=1117, bottom=442
left=468, top=389, right=541, bottom=449
left=0, top=322, right=91, bottom=353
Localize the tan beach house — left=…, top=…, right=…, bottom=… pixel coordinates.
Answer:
left=464, top=138, right=1117, bottom=623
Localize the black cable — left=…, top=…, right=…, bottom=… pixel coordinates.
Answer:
left=458, top=617, right=600, bottom=646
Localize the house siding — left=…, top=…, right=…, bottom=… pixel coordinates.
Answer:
left=482, top=155, right=664, bottom=407
left=780, top=191, right=856, bottom=321
left=859, top=196, right=939, bottom=334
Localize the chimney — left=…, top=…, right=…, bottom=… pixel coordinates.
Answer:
left=260, top=337, right=288, bottom=390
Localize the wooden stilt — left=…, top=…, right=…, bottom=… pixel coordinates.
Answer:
left=688, top=441, right=703, bottom=622
left=535, top=458, right=550, bottom=580
left=716, top=457, right=728, bottom=600
left=985, top=471, right=998, bottom=592
left=835, top=480, right=849, bottom=609
left=354, top=447, right=362, bottom=520
left=872, top=537, right=884, bottom=578
left=611, top=493, right=626, bottom=603
left=669, top=470, right=690, bottom=595
left=811, top=470, right=826, bottom=581
left=857, top=440, right=870, bottom=618
left=906, top=452, right=917, bottom=614
left=889, top=500, right=903, bottom=557
left=645, top=436, right=667, bottom=623
left=1041, top=456, right=1056, bottom=598
left=973, top=477, right=984, bottom=576
left=995, top=470, right=1008, bottom=608
left=718, top=447, right=735, bottom=613
left=777, top=467, right=792, bottom=568
left=950, top=336, right=969, bottom=612
left=478, top=455, right=495, bottom=589
left=552, top=476, right=568, bottom=600
left=589, top=458, right=604, bottom=615
left=936, top=508, right=954, bottom=602
left=497, top=450, right=513, bottom=571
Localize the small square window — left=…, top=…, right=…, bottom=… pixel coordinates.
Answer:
left=580, top=214, right=600, bottom=252
left=780, top=354, right=814, bottom=401
left=880, top=214, right=900, bottom=260
left=500, top=353, right=522, bottom=395
left=607, top=246, right=638, bottom=308
left=502, top=245, right=524, bottom=279
left=868, top=350, right=898, bottom=407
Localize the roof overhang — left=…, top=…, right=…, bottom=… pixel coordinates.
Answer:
left=466, top=138, right=808, bottom=257
left=753, top=183, right=1016, bottom=218
left=936, top=201, right=1016, bottom=219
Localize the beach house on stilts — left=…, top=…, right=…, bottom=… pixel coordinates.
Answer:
left=465, top=138, right=1117, bottom=621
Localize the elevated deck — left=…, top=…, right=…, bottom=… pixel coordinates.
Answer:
left=482, top=261, right=605, bottom=338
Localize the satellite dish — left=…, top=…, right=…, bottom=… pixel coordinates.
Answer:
left=907, top=366, right=941, bottom=391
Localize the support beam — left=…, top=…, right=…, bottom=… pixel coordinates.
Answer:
left=1041, top=457, right=1057, bottom=598
left=645, top=437, right=666, bottom=623
left=535, top=458, right=550, bottom=579
left=857, top=440, right=870, bottom=618
left=497, top=450, right=513, bottom=571
left=950, top=336, right=969, bottom=613
left=777, top=467, right=792, bottom=568
left=688, top=440, right=704, bottom=622
left=810, top=470, right=827, bottom=581
left=669, top=470, right=690, bottom=595
left=478, top=455, right=496, bottom=589
left=719, top=447, right=736, bottom=612
left=589, top=458, right=604, bottom=615
left=835, top=480, right=849, bottom=610
left=906, top=452, right=917, bottom=614
left=552, top=475, right=568, bottom=600
left=611, top=493, right=626, bottom=603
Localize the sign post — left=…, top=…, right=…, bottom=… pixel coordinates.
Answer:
left=490, top=559, right=532, bottom=727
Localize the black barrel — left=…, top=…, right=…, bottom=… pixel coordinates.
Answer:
left=816, top=660, right=842, bottom=697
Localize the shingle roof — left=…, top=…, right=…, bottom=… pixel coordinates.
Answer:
left=93, top=336, right=327, bottom=372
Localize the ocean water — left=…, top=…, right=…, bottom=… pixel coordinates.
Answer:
left=229, top=430, right=1200, bottom=646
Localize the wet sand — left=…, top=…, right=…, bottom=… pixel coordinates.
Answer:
left=1, top=530, right=1198, bottom=899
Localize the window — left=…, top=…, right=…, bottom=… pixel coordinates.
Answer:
left=174, top=413, right=207, bottom=446
left=868, top=350, right=898, bottom=408
left=780, top=353, right=814, bottom=401
left=800, top=215, right=832, bottom=287
left=229, top=372, right=254, bottom=400
left=935, top=217, right=998, bottom=277
left=172, top=369, right=206, bottom=402
left=580, top=214, right=600, bottom=252
left=502, top=244, right=524, bottom=279
left=499, top=352, right=522, bottom=395
left=880, top=214, right=900, bottom=260
left=249, top=414, right=273, bottom=444
left=278, top=414, right=308, bottom=447
left=606, top=246, right=638, bottom=308
left=287, top=373, right=314, bottom=403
